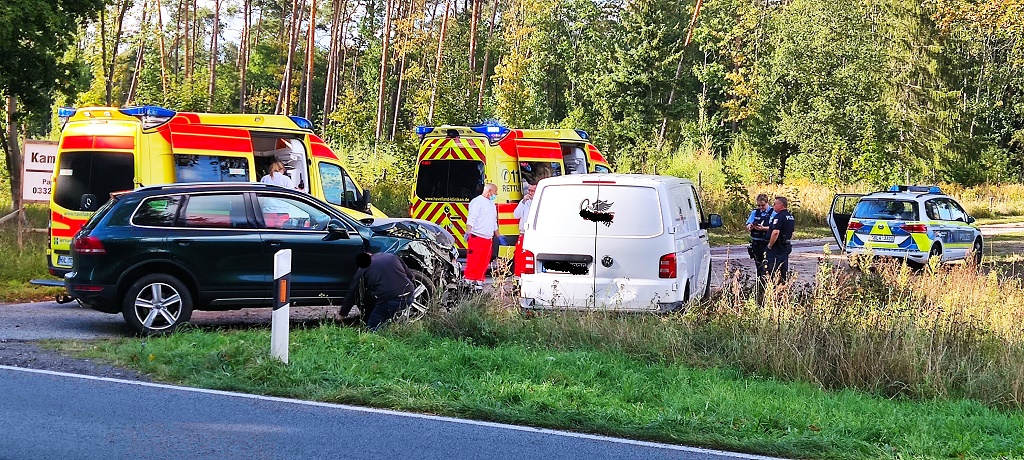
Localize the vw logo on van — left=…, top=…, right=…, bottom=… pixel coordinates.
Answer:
left=601, top=255, right=614, bottom=268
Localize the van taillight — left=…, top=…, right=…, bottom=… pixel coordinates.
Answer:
left=659, top=253, right=676, bottom=278
left=72, top=235, right=106, bottom=255
left=847, top=221, right=864, bottom=231
left=523, top=250, right=536, bottom=275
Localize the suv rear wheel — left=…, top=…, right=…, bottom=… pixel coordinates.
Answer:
left=122, top=274, right=193, bottom=335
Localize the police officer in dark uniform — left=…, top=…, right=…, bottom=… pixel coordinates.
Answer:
left=766, top=196, right=796, bottom=283
left=745, top=193, right=773, bottom=279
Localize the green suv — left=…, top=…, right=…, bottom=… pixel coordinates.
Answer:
left=65, top=182, right=460, bottom=334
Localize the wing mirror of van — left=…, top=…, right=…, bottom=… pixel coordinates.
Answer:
left=702, top=214, right=723, bottom=230
left=967, top=215, right=975, bottom=224
left=326, top=219, right=351, bottom=240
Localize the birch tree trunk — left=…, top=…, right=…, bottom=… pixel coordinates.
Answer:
left=427, top=0, right=451, bottom=123
left=322, top=0, right=342, bottom=123
left=373, top=0, right=395, bottom=139
left=208, top=0, right=222, bottom=111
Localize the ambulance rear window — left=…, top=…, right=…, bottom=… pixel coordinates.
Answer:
left=852, top=199, right=919, bottom=221
left=415, top=160, right=484, bottom=202
left=53, top=151, right=135, bottom=211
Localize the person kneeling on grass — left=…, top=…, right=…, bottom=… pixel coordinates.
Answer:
left=339, top=252, right=415, bottom=331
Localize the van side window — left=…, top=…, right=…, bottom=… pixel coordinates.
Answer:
left=319, top=162, right=362, bottom=207
left=669, top=186, right=692, bottom=230
left=689, top=185, right=706, bottom=223
left=175, top=155, right=249, bottom=183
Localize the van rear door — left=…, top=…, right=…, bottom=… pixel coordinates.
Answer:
left=828, top=194, right=864, bottom=250
left=528, top=183, right=598, bottom=307
left=590, top=182, right=667, bottom=309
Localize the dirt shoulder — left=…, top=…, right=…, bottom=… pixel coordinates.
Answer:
left=0, top=340, right=150, bottom=381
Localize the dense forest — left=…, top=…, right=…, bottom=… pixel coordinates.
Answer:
left=1, top=0, right=1022, bottom=196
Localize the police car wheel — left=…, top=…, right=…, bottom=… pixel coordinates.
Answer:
left=969, top=239, right=983, bottom=267
left=927, top=244, right=942, bottom=270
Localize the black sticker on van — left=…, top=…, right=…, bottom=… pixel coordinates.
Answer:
left=580, top=198, right=614, bottom=226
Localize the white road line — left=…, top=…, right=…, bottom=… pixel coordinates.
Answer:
left=1, top=364, right=786, bottom=460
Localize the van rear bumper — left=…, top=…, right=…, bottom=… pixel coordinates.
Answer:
left=520, top=276, right=683, bottom=311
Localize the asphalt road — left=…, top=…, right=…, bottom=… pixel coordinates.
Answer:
left=0, top=365, right=779, bottom=460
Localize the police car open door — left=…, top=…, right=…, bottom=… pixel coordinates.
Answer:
left=828, top=194, right=864, bottom=251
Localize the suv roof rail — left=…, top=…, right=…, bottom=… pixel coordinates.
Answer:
left=136, top=182, right=287, bottom=192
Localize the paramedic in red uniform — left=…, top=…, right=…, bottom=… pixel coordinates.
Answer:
left=464, top=183, right=505, bottom=289
left=512, top=182, right=535, bottom=278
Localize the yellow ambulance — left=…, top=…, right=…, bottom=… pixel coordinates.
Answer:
left=410, top=124, right=611, bottom=258
left=48, top=105, right=384, bottom=276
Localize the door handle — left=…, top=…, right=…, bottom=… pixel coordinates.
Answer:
left=173, top=239, right=191, bottom=247
left=266, top=240, right=283, bottom=247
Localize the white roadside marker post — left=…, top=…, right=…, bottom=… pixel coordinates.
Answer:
left=271, top=249, right=292, bottom=364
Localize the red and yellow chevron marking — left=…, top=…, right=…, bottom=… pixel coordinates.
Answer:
left=418, top=137, right=486, bottom=162
left=410, top=198, right=470, bottom=249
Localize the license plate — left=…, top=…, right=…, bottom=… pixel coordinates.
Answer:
left=57, top=255, right=73, bottom=267
left=872, top=235, right=895, bottom=242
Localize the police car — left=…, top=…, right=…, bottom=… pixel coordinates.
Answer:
left=828, top=185, right=983, bottom=266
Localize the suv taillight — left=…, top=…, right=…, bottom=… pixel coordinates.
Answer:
left=901, top=224, right=928, bottom=233
left=847, top=221, right=864, bottom=230
left=523, top=250, right=536, bottom=275
left=659, top=253, right=676, bottom=278
left=72, top=235, right=106, bottom=254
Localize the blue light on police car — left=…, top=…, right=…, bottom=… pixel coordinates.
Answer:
left=120, top=106, right=177, bottom=118
left=289, top=116, right=314, bottom=130
left=58, top=107, right=77, bottom=118
left=416, top=126, right=434, bottom=136
left=928, top=186, right=942, bottom=194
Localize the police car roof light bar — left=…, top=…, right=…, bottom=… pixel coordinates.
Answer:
left=888, top=185, right=943, bottom=194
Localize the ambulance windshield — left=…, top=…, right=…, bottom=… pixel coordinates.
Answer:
left=53, top=151, right=135, bottom=211
left=416, top=160, right=484, bottom=202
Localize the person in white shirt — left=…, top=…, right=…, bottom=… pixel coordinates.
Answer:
left=260, top=161, right=296, bottom=189
left=464, top=183, right=505, bottom=288
left=512, top=182, right=535, bottom=278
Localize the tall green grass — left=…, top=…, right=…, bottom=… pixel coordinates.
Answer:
left=0, top=204, right=62, bottom=302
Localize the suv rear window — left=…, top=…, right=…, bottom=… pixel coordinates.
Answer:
left=415, top=160, right=484, bottom=202
left=54, top=151, right=135, bottom=211
left=852, top=199, right=919, bottom=221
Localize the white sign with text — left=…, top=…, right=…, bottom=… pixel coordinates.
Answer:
left=22, top=140, right=57, bottom=203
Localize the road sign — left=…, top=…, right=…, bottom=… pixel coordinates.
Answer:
left=22, top=140, right=57, bottom=204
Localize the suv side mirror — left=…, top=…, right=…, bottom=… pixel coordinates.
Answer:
left=702, top=214, right=723, bottom=230
left=326, top=219, right=351, bottom=240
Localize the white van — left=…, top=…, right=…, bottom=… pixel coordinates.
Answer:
left=519, top=174, right=722, bottom=311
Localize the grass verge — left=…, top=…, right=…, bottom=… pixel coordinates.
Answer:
left=55, top=323, right=1024, bottom=460
left=0, top=204, right=61, bottom=303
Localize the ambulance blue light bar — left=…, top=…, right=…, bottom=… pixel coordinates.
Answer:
left=470, top=124, right=509, bottom=142
left=120, top=106, right=177, bottom=118
left=889, top=185, right=942, bottom=194
left=416, top=126, right=434, bottom=136
left=58, top=107, right=77, bottom=118
left=120, top=106, right=177, bottom=129
left=289, top=116, right=314, bottom=130
left=575, top=129, right=590, bottom=140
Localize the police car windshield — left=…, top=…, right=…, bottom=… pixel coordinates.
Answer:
left=852, top=199, right=919, bottom=221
